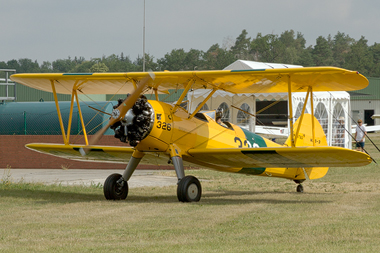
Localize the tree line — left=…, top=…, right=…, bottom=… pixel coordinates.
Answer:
left=1, top=29, right=380, bottom=77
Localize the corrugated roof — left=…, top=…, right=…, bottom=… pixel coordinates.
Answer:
left=0, top=83, right=71, bottom=102
left=349, top=77, right=380, bottom=100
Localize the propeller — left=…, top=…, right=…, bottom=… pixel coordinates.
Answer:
left=80, top=73, right=155, bottom=156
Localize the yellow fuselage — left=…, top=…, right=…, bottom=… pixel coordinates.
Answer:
left=136, top=100, right=309, bottom=181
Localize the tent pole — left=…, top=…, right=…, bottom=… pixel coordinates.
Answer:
left=288, top=76, right=294, bottom=147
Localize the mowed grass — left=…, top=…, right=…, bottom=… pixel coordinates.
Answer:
left=1, top=135, right=380, bottom=252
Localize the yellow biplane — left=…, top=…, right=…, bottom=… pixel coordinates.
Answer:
left=11, top=67, right=372, bottom=202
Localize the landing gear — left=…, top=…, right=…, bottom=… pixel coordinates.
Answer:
left=296, top=184, right=304, bottom=193
left=171, top=154, right=202, bottom=202
left=103, top=154, right=142, bottom=200
left=294, top=179, right=305, bottom=193
left=177, top=176, right=202, bottom=202
left=104, top=173, right=129, bottom=200
left=103, top=149, right=203, bottom=202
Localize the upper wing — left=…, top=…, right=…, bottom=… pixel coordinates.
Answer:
left=187, top=146, right=372, bottom=168
left=11, top=67, right=368, bottom=95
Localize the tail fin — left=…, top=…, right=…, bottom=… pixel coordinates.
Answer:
left=285, top=113, right=328, bottom=147
left=285, top=113, right=329, bottom=180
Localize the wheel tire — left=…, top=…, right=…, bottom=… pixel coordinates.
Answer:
left=104, top=173, right=128, bottom=200
left=296, top=184, right=304, bottom=193
left=177, top=176, right=202, bottom=202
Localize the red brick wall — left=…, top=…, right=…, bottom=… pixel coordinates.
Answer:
left=0, top=135, right=173, bottom=170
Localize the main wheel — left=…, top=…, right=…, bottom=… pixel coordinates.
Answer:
left=296, top=184, right=304, bottom=193
left=177, top=176, right=202, bottom=202
left=104, top=173, right=128, bottom=200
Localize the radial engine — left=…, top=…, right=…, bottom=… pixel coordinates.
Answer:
left=111, top=95, right=154, bottom=146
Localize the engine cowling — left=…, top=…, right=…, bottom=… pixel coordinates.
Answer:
left=111, top=95, right=154, bottom=146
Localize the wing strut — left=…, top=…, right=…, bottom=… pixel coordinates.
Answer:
left=66, top=88, right=76, bottom=143
left=173, top=79, right=194, bottom=112
left=294, top=87, right=311, bottom=145
left=50, top=79, right=90, bottom=146
left=74, top=90, right=89, bottom=145
left=51, top=80, right=68, bottom=145
left=188, top=88, right=218, bottom=119
left=154, top=88, right=159, bottom=101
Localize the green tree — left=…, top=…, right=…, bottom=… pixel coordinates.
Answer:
left=6, top=59, right=20, bottom=72
left=0, top=61, right=8, bottom=79
left=332, top=32, right=354, bottom=67
left=250, top=33, right=284, bottom=62
left=101, top=54, right=123, bottom=72
left=52, top=58, right=77, bottom=72
left=71, top=61, right=94, bottom=73
left=184, top=49, right=203, bottom=70
left=90, top=62, right=109, bottom=73
left=135, top=53, right=158, bottom=71
left=312, top=36, right=334, bottom=66
left=344, top=36, right=374, bottom=76
left=279, top=30, right=307, bottom=64
left=40, top=61, right=52, bottom=73
left=0, top=61, right=7, bottom=69
left=74, top=56, right=86, bottom=65
left=231, top=29, right=251, bottom=60
left=370, top=43, right=380, bottom=77
left=203, top=44, right=235, bottom=70
left=157, top=49, right=187, bottom=71
left=18, top=58, right=40, bottom=73
left=297, top=46, right=314, bottom=66
left=279, top=30, right=297, bottom=48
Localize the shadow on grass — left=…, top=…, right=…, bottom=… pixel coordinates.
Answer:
left=1, top=185, right=332, bottom=205
left=200, top=191, right=332, bottom=205
left=126, top=189, right=332, bottom=205
left=0, top=187, right=103, bottom=204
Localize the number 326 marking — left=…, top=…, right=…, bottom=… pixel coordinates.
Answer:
left=157, top=121, right=171, bottom=131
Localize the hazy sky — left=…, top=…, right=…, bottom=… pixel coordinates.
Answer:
left=1, top=0, right=380, bottom=64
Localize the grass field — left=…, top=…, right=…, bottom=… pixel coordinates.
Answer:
left=1, top=135, right=380, bottom=252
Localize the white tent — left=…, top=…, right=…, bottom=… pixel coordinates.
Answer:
left=223, top=59, right=302, bottom=70
left=292, top=91, right=351, bottom=149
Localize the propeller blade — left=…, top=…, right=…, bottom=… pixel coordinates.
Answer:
left=79, top=123, right=110, bottom=156
left=80, top=73, right=154, bottom=156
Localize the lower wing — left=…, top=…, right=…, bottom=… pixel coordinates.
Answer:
left=25, top=143, right=168, bottom=165
left=187, top=146, right=372, bottom=168
left=26, top=143, right=372, bottom=169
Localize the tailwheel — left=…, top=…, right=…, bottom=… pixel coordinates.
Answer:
left=104, top=173, right=128, bottom=200
left=296, top=184, right=304, bottom=193
left=177, top=176, right=202, bottom=202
